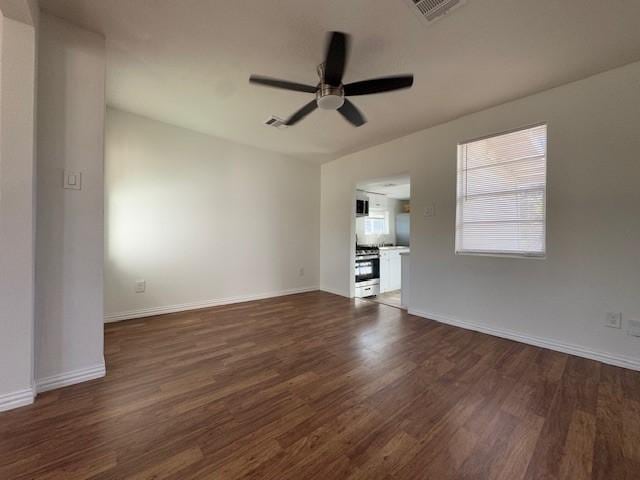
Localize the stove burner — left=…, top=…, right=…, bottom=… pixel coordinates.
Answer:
left=356, top=245, right=380, bottom=256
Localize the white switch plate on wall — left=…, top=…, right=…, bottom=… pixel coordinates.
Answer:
left=424, top=205, right=436, bottom=217
left=63, top=170, right=82, bottom=190
left=605, top=312, right=622, bottom=329
left=135, top=280, right=146, bottom=293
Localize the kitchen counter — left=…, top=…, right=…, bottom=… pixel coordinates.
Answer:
left=378, top=246, right=410, bottom=252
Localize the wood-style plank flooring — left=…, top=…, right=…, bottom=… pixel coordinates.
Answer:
left=1, top=291, right=639, bottom=479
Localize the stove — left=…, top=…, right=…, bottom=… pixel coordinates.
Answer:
left=355, top=246, right=380, bottom=298
left=356, top=245, right=380, bottom=257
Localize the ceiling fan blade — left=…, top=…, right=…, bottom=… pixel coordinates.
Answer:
left=338, top=99, right=367, bottom=127
left=324, top=32, right=349, bottom=87
left=285, top=100, right=318, bottom=125
left=344, top=75, right=414, bottom=96
left=249, top=75, right=317, bottom=93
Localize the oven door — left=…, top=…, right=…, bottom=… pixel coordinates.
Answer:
left=355, top=257, right=379, bottom=283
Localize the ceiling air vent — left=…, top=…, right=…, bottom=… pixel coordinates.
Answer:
left=405, top=0, right=467, bottom=25
left=264, top=115, right=289, bottom=129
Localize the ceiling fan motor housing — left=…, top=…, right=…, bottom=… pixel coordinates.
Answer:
left=317, top=84, right=345, bottom=110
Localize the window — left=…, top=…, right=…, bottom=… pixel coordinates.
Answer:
left=364, top=211, right=389, bottom=235
left=456, top=124, right=547, bottom=257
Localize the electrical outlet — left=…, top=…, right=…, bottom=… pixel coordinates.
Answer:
left=628, top=320, right=640, bottom=337
left=299, top=267, right=305, bottom=277
left=605, top=312, right=622, bottom=329
left=135, top=280, right=146, bottom=293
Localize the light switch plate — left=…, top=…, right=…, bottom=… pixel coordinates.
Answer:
left=63, top=171, right=82, bottom=190
left=135, top=280, right=146, bottom=293
left=605, top=312, right=622, bottom=329
left=424, top=205, right=436, bottom=217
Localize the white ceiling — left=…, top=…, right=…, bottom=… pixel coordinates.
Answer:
left=359, top=175, right=411, bottom=200
left=40, top=0, right=640, bottom=163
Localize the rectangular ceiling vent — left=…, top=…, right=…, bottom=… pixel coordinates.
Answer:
left=264, top=115, right=288, bottom=129
left=405, top=0, right=467, bottom=25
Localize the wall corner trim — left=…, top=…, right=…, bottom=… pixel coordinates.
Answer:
left=408, top=309, right=640, bottom=372
left=36, top=360, right=106, bottom=394
left=104, top=286, right=320, bottom=323
left=0, top=387, right=35, bottom=412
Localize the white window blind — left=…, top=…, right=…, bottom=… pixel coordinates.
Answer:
left=456, top=124, right=547, bottom=257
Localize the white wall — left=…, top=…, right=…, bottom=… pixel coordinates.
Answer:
left=105, top=108, right=320, bottom=320
left=0, top=0, right=38, bottom=25
left=321, top=60, right=640, bottom=369
left=35, top=14, right=106, bottom=383
left=0, top=10, right=37, bottom=409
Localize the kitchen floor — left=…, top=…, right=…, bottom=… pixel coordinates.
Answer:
left=370, top=289, right=403, bottom=309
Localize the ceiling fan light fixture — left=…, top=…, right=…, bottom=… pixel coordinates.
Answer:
left=316, top=84, right=345, bottom=110
left=249, top=31, right=414, bottom=127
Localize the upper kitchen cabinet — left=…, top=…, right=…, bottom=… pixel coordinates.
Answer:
left=368, top=193, right=387, bottom=210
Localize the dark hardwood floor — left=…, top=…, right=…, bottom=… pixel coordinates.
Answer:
left=1, top=291, right=639, bottom=479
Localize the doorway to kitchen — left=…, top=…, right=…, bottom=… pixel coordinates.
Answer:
left=354, top=175, right=410, bottom=309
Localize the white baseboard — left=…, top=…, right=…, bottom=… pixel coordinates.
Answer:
left=0, top=387, right=35, bottom=413
left=104, top=286, right=320, bottom=323
left=36, top=360, right=106, bottom=394
left=0, top=362, right=106, bottom=412
left=409, top=308, right=640, bottom=372
left=320, top=287, right=350, bottom=298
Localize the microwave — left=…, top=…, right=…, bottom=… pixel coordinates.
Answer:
left=356, top=198, right=369, bottom=217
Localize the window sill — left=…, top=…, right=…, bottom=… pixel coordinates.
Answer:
left=455, top=251, right=546, bottom=260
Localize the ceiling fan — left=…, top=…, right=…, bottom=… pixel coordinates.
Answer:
left=249, top=32, right=414, bottom=127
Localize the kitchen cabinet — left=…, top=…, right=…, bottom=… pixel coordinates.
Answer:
left=379, top=248, right=405, bottom=293
left=389, top=251, right=402, bottom=291
left=400, top=252, right=410, bottom=308
left=380, top=252, right=390, bottom=293
left=367, top=193, right=387, bottom=210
